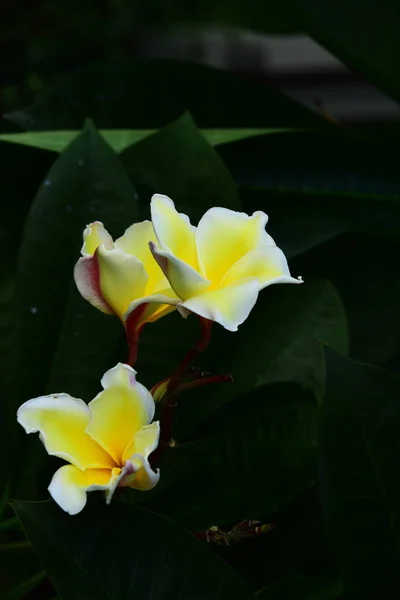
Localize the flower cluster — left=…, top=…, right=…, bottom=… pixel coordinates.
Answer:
left=17, top=195, right=301, bottom=514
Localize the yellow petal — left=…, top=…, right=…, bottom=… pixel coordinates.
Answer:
left=123, top=421, right=160, bottom=463
left=97, top=246, right=148, bottom=319
left=151, top=194, right=198, bottom=269
left=222, top=245, right=302, bottom=288
left=115, top=221, right=168, bottom=295
left=125, top=289, right=179, bottom=324
left=86, top=364, right=155, bottom=464
left=179, top=278, right=260, bottom=331
left=81, top=222, right=113, bottom=257
left=196, top=207, right=275, bottom=285
left=48, top=465, right=119, bottom=515
left=150, top=242, right=210, bottom=301
left=128, top=457, right=160, bottom=491
left=17, top=394, right=115, bottom=470
left=74, top=255, right=112, bottom=315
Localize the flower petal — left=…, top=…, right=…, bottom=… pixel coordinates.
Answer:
left=150, top=194, right=198, bottom=269
left=222, top=245, right=302, bottom=289
left=115, top=221, right=168, bottom=295
left=197, top=207, right=275, bottom=285
left=86, top=364, right=155, bottom=464
left=74, top=255, right=112, bottom=314
left=125, top=290, right=179, bottom=324
left=97, top=246, right=148, bottom=319
left=17, top=394, right=114, bottom=470
left=81, top=222, right=113, bottom=257
left=123, top=421, right=160, bottom=463
left=48, top=465, right=118, bottom=515
left=128, top=456, right=160, bottom=491
left=150, top=241, right=210, bottom=301
left=179, top=278, right=260, bottom=331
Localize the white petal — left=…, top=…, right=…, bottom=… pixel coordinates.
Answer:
left=48, top=465, right=116, bottom=515
left=150, top=241, right=210, bottom=301
left=196, top=207, right=275, bottom=285
left=179, top=278, right=260, bottom=331
left=223, top=244, right=302, bottom=289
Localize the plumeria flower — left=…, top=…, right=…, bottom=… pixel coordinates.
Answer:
left=17, top=363, right=160, bottom=515
left=74, top=220, right=179, bottom=363
left=149, top=195, right=302, bottom=332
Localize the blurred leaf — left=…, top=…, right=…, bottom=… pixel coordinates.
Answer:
left=219, top=131, right=400, bottom=258
left=176, top=278, right=347, bottom=436
left=257, top=575, right=343, bottom=599
left=5, top=571, right=46, bottom=600
left=296, top=235, right=400, bottom=367
left=0, top=127, right=294, bottom=154
left=12, top=499, right=253, bottom=600
left=319, top=351, right=400, bottom=599
left=121, top=112, right=240, bottom=222
left=127, top=1, right=400, bottom=103
left=142, top=383, right=318, bottom=530
left=0, top=542, right=42, bottom=600
left=292, top=0, right=400, bottom=103
left=134, top=1, right=299, bottom=33
left=5, top=58, right=328, bottom=131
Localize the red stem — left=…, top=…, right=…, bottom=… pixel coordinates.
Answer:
left=179, top=373, right=233, bottom=393
left=167, top=317, right=213, bottom=393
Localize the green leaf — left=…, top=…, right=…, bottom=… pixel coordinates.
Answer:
left=5, top=58, right=328, bottom=131
left=134, top=0, right=299, bottom=33
left=220, top=131, right=400, bottom=257
left=15, top=119, right=136, bottom=405
left=0, top=141, right=54, bottom=276
left=257, top=575, right=343, bottom=599
left=0, top=541, right=43, bottom=600
left=0, top=127, right=294, bottom=154
left=13, top=121, right=137, bottom=495
left=46, top=286, right=125, bottom=400
left=12, top=499, right=253, bottom=600
left=121, top=112, right=240, bottom=223
left=5, top=571, right=46, bottom=600
left=142, top=383, right=318, bottom=530
left=293, top=0, right=400, bottom=103
left=296, top=235, right=400, bottom=367
left=176, top=278, right=347, bottom=436
left=319, top=351, right=400, bottom=599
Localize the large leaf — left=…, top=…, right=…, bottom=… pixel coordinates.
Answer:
left=219, top=131, right=400, bottom=258
left=134, top=0, right=299, bottom=33
left=0, top=141, right=54, bottom=276
left=14, top=119, right=136, bottom=405
left=5, top=58, right=328, bottom=131
left=124, top=2, right=400, bottom=104
left=257, top=576, right=343, bottom=599
left=319, top=351, right=400, bottom=599
left=294, top=235, right=400, bottom=367
left=12, top=499, right=253, bottom=600
left=13, top=121, right=137, bottom=496
left=0, top=127, right=293, bottom=154
left=293, top=0, right=400, bottom=103
left=175, top=278, right=347, bottom=436
left=141, top=383, right=318, bottom=530
left=121, top=112, right=240, bottom=222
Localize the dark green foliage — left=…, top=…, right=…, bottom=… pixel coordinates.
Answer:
left=1, top=9, right=400, bottom=596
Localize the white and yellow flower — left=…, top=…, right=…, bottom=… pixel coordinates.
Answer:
left=74, top=221, right=179, bottom=361
left=17, top=363, right=160, bottom=515
left=149, top=195, right=302, bottom=331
